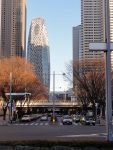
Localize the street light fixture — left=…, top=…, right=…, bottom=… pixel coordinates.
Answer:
left=89, top=0, right=112, bottom=141
left=52, top=71, right=66, bottom=123
left=9, top=72, right=13, bottom=123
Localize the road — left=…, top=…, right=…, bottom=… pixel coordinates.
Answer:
left=0, top=116, right=108, bottom=141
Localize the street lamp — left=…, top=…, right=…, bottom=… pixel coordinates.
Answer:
left=52, top=71, right=66, bottom=123
left=105, top=0, right=112, bottom=141
left=89, top=0, right=112, bottom=141
left=52, top=71, right=55, bottom=122
left=9, top=72, right=13, bottom=123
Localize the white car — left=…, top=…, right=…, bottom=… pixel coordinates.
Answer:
left=62, top=115, right=73, bottom=125
left=21, top=115, right=31, bottom=122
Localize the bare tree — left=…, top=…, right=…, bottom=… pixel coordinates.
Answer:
left=65, top=59, right=105, bottom=117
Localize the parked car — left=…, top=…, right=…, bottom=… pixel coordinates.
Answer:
left=73, top=115, right=80, bottom=123
left=85, top=116, right=95, bottom=126
left=21, top=115, right=31, bottom=122
left=81, top=116, right=95, bottom=126
left=62, top=115, right=73, bottom=125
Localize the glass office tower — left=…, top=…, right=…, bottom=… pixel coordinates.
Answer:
left=27, top=17, right=50, bottom=90
left=0, top=0, right=26, bottom=57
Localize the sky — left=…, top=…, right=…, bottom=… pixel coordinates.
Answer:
left=27, top=0, right=81, bottom=91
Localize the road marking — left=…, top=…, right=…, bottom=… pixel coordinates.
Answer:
left=35, top=123, right=39, bottom=125
left=30, top=123, right=34, bottom=125
left=73, top=122, right=78, bottom=126
left=20, top=124, right=24, bottom=125
left=25, top=123, right=29, bottom=125
left=58, top=133, right=106, bottom=138
left=40, top=123, right=43, bottom=126
left=45, top=123, right=48, bottom=126
left=59, top=123, right=63, bottom=125
left=13, top=122, right=82, bottom=126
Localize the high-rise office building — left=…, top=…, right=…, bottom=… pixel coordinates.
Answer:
left=27, top=17, right=50, bottom=90
left=0, top=0, right=26, bottom=57
left=73, top=25, right=81, bottom=61
left=73, top=25, right=81, bottom=101
left=81, top=0, right=105, bottom=61
left=81, top=0, right=113, bottom=66
left=109, top=0, right=113, bottom=65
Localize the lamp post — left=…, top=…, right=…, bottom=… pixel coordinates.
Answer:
left=9, top=72, right=13, bottom=123
left=52, top=71, right=66, bottom=123
left=52, top=71, right=55, bottom=122
left=105, top=0, right=112, bottom=141
left=89, top=0, right=112, bottom=141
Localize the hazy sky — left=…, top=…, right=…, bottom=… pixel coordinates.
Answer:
left=27, top=0, right=81, bottom=91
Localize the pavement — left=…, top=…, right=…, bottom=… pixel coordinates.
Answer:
left=0, top=115, right=10, bottom=126
left=99, top=118, right=106, bottom=126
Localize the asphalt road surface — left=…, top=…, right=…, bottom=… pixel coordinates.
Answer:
left=0, top=120, right=108, bottom=141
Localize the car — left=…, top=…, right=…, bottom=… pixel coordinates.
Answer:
left=40, top=115, right=48, bottom=121
left=62, top=115, right=73, bottom=125
left=21, top=115, right=31, bottom=122
left=82, top=116, right=95, bottom=126
left=73, top=115, right=80, bottom=123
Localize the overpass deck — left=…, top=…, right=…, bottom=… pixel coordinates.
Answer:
left=16, top=101, right=81, bottom=108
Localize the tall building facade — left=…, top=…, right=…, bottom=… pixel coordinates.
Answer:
left=27, top=18, right=50, bottom=90
left=109, top=0, right=113, bottom=65
left=81, top=0, right=105, bottom=61
left=81, top=0, right=113, bottom=65
left=73, top=25, right=81, bottom=61
left=0, top=0, right=26, bottom=58
left=73, top=25, right=81, bottom=101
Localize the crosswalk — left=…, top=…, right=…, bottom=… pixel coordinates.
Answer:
left=13, top=122, right=82, bottom=126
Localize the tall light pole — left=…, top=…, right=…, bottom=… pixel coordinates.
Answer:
left=10, top=72, right=13, bottom=123
left=89, top=0, right=113, bottom=141
left=52, top=71, right=66, bottom=122
left=52, top=71, right=55, bottom=122
left=105, top=0, right=112, bottom=141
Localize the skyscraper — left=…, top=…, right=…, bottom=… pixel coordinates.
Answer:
left=0, top=0, right=26, bottom=58
left=27, top=17, right=50, bottom=90
left=81, top=0, right=105, bottom=61
left=73, top=25, right=81, bottom=101
left=81, top=0, right=113, bottom=66
left=73, top=25, right=81, bottom=61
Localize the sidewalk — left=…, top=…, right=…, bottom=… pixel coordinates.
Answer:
left=99, top=118, right=106, bottom=126
left=0, top=115, right=10, bottom=126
